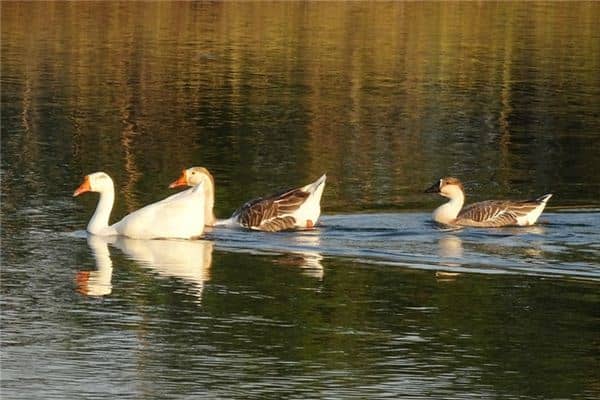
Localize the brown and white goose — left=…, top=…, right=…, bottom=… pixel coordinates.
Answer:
left=169, top=167, right=326, bottom=232
left=425, top=177, right=552, bottom=227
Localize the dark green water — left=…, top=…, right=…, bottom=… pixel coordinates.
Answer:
left=1, top=2, right=599, bottom=399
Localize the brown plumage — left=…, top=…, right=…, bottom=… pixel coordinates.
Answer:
left=456, top=199, right=544, bottom=227
left=232, top=187, right=310, bottom=231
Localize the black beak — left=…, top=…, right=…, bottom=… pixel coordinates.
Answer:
left=424, top=181, right=440, bottom=193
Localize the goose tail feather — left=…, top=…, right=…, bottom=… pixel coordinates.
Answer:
left=536, top=194, right=553, bottom=204
left=304, top=173, right=327, bottom=193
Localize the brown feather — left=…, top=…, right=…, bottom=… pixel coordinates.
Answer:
left=232, top=187, right=309, bottom=231
left=456, top=200, right=541, bottom=227
left=255, top=216, right=297, bottom=232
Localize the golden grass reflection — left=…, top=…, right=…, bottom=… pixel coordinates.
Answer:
left=3, top=2, right=599, bottom=209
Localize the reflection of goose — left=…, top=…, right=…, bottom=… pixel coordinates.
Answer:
left=169, top=167, right=326, bottom=232
left=296, top=252, right=324, bottom=279
left=113, top=237, right=213, bottom=301
left=276, top=252, right=324, bottom=280
left=288, top=230, right=324, bottom=279
left=76, top=235, right=114, bottom=296
left=73, top=172, right=206, bottom=239
left=425, top=177, right=552, bottom=227
left=437, top=235, right=463, bottom=258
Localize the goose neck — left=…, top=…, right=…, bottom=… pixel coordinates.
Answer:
left=204, top=178, right=216, bottom=226
left=433, top=191, right=465, bottom=224
left=87, top=185, right=115, bottom=235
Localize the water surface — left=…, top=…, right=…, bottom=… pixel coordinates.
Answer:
left=2, top=2, right=599, bottom=399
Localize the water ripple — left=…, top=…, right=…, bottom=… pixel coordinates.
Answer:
left=206, top=212, right=600, bottom=281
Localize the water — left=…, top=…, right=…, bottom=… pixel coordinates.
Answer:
left=1, top=3, right=599, bottom=399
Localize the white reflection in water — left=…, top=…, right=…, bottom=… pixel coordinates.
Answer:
left=435, top=235, right=464, bottom=281
left=299, top=252, right=324, bottom=279
left=275, top=252, right=324, bottom=280
left=437, top=235, right=464, bottom=258
left=76, top=235, right=114, bottom=296
left=289, top=230, right=324, bottom=279
left=113, top=237, right=213, bottom=302
left=77, top=235, right=213, bottom=302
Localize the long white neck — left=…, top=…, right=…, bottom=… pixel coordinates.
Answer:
left=433, top=191, right=464, bottom=224
left=87, top=185, right=116, bottom=235
left=204, top=179, right=216, bottom=226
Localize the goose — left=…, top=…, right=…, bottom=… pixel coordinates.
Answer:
left=73, top=171, right=205, bottom=239
left=169, top=167, right=327, bottom=232
left=425, top=177, right=552, bottom=227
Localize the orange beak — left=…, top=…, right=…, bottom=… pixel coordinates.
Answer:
left=73, top=176, right=91, bottom=197
left=169, top=170, right=188, bottom=189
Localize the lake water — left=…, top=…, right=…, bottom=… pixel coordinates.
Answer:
left=1, top=2, right=599, bottom=399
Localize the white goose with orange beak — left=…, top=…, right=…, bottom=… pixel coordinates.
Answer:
left=425, top=177, right=552, bottom=227
left=169, top=167, right=326, bottom=232
left=73, top=172, right=206, bottom=239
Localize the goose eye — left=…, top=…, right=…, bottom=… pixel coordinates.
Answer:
left=191, top=171, right=196, bottom=175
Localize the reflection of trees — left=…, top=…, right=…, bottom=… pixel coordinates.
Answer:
left=118, top=64, right=142, bottom=213
left=2, top=2, right=599, bottom=216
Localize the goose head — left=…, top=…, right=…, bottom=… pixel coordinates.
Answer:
left=169, top=166, right=216, bottom=226
left=169, top=167, right=214, bottom=189
left=425, top=177, right=465, bottom=200
left=73, top=172, right=114, bottom=196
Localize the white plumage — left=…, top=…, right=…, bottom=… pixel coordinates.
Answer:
left=74, top=172, right=206, bottom=239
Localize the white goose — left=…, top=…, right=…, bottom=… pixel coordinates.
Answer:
left=425, top=177, right=552, bottom=227
left=169, top=167, right=326, bottom=232
left=74, top=172, right=205, bottom=239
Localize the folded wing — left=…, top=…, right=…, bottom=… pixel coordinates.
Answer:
left=232, top=187, right=310, bottom=231
left=456, top=200, right=542, bottom=227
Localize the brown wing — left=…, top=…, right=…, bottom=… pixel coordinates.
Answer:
left=232, top=187, right=310, bottom=231
left=456, top=200, right=518, bottom=227
left=255, top=216, right=297, bottom=232
left=457, top=200, right=541, bottom=227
